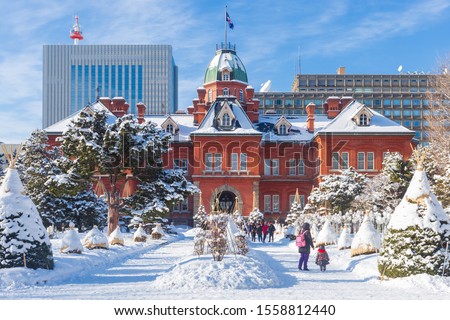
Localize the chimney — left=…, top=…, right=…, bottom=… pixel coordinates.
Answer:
left=123, top=103, right=130, bottom=114
left=325, top=96, right=341, bottom=119
left=306, top=103, right=315, bottom=133
left=340, top=97, right=354, bottom=110
left=187, top=106, right=194, bottom=115
left=337, top=66, right=346, bottom=75
left=112, top=97, right=126, bottom=117
left=136, top=102, right=146, bottom=124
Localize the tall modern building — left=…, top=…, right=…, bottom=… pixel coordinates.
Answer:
left=255, top=68, right=435, bottom=144
left=43, top=44, right=178, bottom=127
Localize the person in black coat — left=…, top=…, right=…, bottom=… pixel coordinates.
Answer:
left=298, top=222, right=314, bottom=270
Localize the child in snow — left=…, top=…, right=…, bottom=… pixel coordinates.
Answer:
left=315, top=245, right=330, bottom=271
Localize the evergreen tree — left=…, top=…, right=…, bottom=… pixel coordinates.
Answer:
left=16, top=130, right=107, bottom=231
left=59, top=110, right=197, bottom=235
left=308, top=167, right=367, bottom=214
left=0, top=160, right=54, bottom=270
left=378, top=161, right=450, bottom=278
left=381, top=152, right=413, bottom=200
left=286, top=190, right=302, bottom=226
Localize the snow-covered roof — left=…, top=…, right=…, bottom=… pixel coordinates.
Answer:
left=319, top=100, right=414, bottom=135
left=144, top=114, right=196, bottom=142
left=193, top=97, right=261, bottom=136
left=44, top=101, right=116, bottom=134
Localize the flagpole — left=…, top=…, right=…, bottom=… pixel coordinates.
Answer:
left=224, top=5, right=227, bottom=49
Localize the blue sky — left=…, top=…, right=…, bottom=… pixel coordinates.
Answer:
left=0, top=0, right=449, bottom=143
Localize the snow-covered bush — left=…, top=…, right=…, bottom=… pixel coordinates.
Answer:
left=315, top=219, right=337, bottom=246
left=133, top=225, right=147, bottom=242
left=351, top=215, right=381, bottom=257
left=108, top=226, right=124, bottom=246
left=60, top=229, right=83, bottom=253
left=151, top=223, right=164, bottom=240
left=338, top=225, right=352, bottom=250
left=83, top=226, right=109, bottom=249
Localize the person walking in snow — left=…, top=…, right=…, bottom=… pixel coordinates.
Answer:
left=297, top=222, right=314, bottom=271
left=251, top=223, right=257, bottom=242
left=257, top=223, right=263, bottom=242
left=315, top=245, right=330, bottom=271
left=262, top=221, right=269, bottom=243
left=268, top=221, right=276, bottom=242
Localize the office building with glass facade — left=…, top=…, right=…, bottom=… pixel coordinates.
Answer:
left=43, top=44, right=178, bottom=128
left=255, top=72, right=434, bottom=144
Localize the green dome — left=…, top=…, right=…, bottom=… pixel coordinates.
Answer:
left=204, top=48, right=248, bottom=84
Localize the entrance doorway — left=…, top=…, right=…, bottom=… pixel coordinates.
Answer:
left=217, top=191, right=236, bottom=213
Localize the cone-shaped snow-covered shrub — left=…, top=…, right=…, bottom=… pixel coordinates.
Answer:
left=193, top=204, right=208, bottom=228
left=108, top=226, right=124, bottom=246
left=311, top=223, right=319, bottom=240
left=83, top=226, right=109, bottom=249
left=133, top=224, right=147, bottom=242
left=151, top=223, right=164, bottom=240
left=338, top=225, right=352, bottom=250
left=0, top=166, right=54, bottom=269
left=227, top=218, right=248, bottom=256
left=351, top=215, right=381, bottom=257
left=194, top=229, right=207, bottom=256
left=315, top=219, right=337, bottom=246
left=378, top=163, right=450, bottom=278
left=60, top=228, right=83, bottom=254
left=205, top=214, right=228, bottom=261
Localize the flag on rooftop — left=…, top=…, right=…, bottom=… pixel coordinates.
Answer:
left=226, top=12, right=234, bottom=29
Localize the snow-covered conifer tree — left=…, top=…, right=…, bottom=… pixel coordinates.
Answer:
left=378, top=154, right=450, bottom=278
left=0, top=149, right=54, bottom=269
left=308, top=167, right=367, bottom=214
left=285, top=189, right=302, bottom=226
left=381, top=152, right=413, bottom=200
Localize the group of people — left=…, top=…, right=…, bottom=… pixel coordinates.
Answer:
left=243, top=220, right=330, bottom=271
left=245, top=221, right=276, bottom=243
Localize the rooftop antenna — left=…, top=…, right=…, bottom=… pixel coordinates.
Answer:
left=70, top=16, right=84, bottom=45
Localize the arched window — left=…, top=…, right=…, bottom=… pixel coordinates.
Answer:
left=208, top=90, right=212, bottom=102
left=223, top=88, right=229, bottom=96
left=222, top=113, right=231, bottom=126
left=166, top=124, right=174, bottom=133
left=239, top=89, right=244, bottom=102
left=359, top=113, right=368, bottom=126
left=279, top=124, right=287, bottom=135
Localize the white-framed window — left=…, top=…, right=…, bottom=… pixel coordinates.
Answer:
left=342, top=152, right=349, bottom=170
left=288, top=159, right=296, bottom=175
left=264, top=195, right=271, bottom=212
left=368, top=152, right=374, bottom=170
left=357, top=152, right=365, bottom=170
left=279, top=124, right=287, bottom=135
left=332, top=152, right=340, bottom=170
left=205, top=153, right=213, bottom=171
left=223, top=88, right=229, bottom=95
left=239, top=89, right=244, bottom=102
left=272, top=159, right=279, bottom=175
left=298, top=159, right=305, bottom=175
left=223, top=73, right=229, bottom=81
left=359, top=113, right=368, bottom=126
left=231, top=153, right=238, bottom=171
left=174, top=159, right=188, bottom=172
left=214, top=153, right=222, bottom=171
left=272, top=195, right=280, bottom=212
left=240, top=153, right=247, bottom=171
left=166, top=123, right=174, bottom=133
left=208, top=90, right=212, bottom=102
left=264, top=159, right=271, bottom=175
left=289, top=194, right=305, bottom=208
left=222, top=113, right=231, bottom=126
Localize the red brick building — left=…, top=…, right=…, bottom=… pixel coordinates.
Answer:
left=45, top=44, right=416, bottom=225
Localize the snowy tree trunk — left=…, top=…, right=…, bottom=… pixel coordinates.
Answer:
left=106, top=175, right=122, bottom=236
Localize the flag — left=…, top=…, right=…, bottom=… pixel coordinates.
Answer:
left=226, top=12, right=234, bottom=29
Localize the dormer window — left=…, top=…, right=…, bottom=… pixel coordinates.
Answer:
left=223, top=87, right=229, bottom=96
left=274, top=116, right=292, bottom=135
left=360, top=114, right=368, bottom=126
left=161, top=116, right=179, bottom=135
left=222, top=72, right=230, bottom=81
left=222, top=113, right=231, bottom=126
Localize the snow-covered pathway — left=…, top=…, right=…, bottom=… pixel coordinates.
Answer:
left=2, top=232, right=450, bottom=300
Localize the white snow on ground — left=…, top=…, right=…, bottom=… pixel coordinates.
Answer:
left=1, top=227, right=450, bottom=299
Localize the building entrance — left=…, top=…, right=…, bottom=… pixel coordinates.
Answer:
left=217, top=191, right=236, bottom=213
